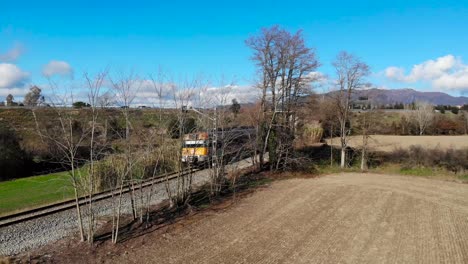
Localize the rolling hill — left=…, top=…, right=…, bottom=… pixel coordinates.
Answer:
left=334, top=88, right=468, bottom=106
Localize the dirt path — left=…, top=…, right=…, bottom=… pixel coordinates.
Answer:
left=112, top=173, right=468, bottom=264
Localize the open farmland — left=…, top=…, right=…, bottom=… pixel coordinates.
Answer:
left=87, top=173, right=468, bottom=264
left=327, top=135, right=468, bottom=152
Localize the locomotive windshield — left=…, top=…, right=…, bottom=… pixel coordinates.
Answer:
left=183, top=143, right=205, bottom=148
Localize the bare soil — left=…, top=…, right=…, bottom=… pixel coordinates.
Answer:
left=16, top=173, right=468, bottom=263
left=327, top=135, right=468, bottom=152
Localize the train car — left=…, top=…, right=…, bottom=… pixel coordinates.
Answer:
left=181, top=132, right=211, bottom=164
left=181, top=127, right=255, bottom=165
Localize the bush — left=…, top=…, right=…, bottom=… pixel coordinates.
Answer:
left=0, top=122, right=28, bottom=181
left=72, top=101, right=91, bottom=108
left=302, top=124, right=323, bottom=144
left=93, top=151, right=177, bottom=191
left=167, top=117, right=197, bottom=138
left=432, top=117, right=461, bottom=135
left=384, top=146, right=468, bottom=174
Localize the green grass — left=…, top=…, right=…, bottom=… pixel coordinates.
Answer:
left=395, top=166, right=468, bottom=182
left=313, top=163, right=362, bottom=175
left=247, top=178, right=273, bottom=188
left=459, top=174, right=468, bottom=181
left=399, top=167, right=437, bottom=177
left=0, top=170, right=82, bottom=216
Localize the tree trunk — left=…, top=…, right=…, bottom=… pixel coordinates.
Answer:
left=73, top=185, right=85, bottom=242
left=330, top=125, right=333, bottom=166
left=360, top=149, right=367, bottom=171
left=340, top=148, right=346, bottom=168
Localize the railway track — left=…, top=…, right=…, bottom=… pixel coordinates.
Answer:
left=0, top=167, right=202, bottom=229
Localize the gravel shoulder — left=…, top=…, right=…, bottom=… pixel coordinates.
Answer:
left=114, top=173, right=468, bottom=264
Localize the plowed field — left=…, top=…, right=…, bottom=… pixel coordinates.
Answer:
left=114, top=173, right=468, bottom=263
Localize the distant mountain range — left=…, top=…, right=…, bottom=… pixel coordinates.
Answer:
left=340, top=88, right=468, bottom=106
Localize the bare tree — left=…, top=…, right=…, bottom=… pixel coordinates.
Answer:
left=164, top=76, right=202, bottom=207
left=110, top=71, right=139, bottom=140
left=108, top=154, right=132, bottom=243
left=314, top=97, right=340, bottom=166
left=246, top=25, right=319, bottom=170
left=98, top=90, right=115, bottom=108
left=330, top=51, right=370, bottom=168
left=230, top=98, right=241, bottom=117
left=137, top=130, right=163, bottom=225
left=205, top=83, right=234, bottom=196
left=148, top=67, right=171, bottom=124
left=135, top=68, right=170, bottom=223
left=108, top=71, right=141, bottom=242
left=24, top=85, right=44, bottom=106
left=32, top=83, right=88, bottom=242
left=82, top=69, right=108, bottom=244
left=412, top=101, right=434, bottom=135
left=5, top=94, right=14, bottom=106
left=462, top=110, right=468, bottom=135
left=242, top=102, right=262, bottom=169
left=356, top=110, right=378, bottom=171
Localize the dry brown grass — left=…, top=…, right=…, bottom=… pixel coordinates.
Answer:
left=327, top=135, right=468, bottom=152
left=0, top=256, right=12, bottom=264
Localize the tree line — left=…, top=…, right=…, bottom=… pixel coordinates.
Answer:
left=1, top=86, right=45, bottom=107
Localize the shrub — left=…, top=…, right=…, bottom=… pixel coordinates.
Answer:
left=384, top=146, right=468, bottom=174
left=0, top=122, right=28, bottom=181
left=72, top=101, right=91, bottom=108
left=167, top=117, right=197, bottom=138
left=302, top=124, right=323, bottom=144
left=93, top=151, right=177, bottom=191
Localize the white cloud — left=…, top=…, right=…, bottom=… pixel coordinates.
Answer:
left=305, top=71, right=327, bottom=82
left=42, top=60, right=73, bottom=78
left=0, top=87, right=30, bottom=98
left=128, top=81, right=260, bottom=107
left=66, top=74, right=265, bottom=107
left=384, top=55, right=468, bottom=92
left=201, top=85, right=260, bottom=106
left=0, top=44, right=24, bottom=62
left=135, top=79, right=176, bottom=99
left=384, top=66, right=405, bottom=81
left=0, top=63, right=29, bottom=89
left=408, top=55, right=459, bottom=81
left=229, top=85, right=261, bottom=103
left=432, top=68, right=468, bottom=91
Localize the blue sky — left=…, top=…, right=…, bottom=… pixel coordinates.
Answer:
left=1, top=0, right=468, bottom=102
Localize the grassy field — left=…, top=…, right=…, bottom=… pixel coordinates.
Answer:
left=0, top=170, right=78, bottom=216
left=327, top=135, right=468, bottom=152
